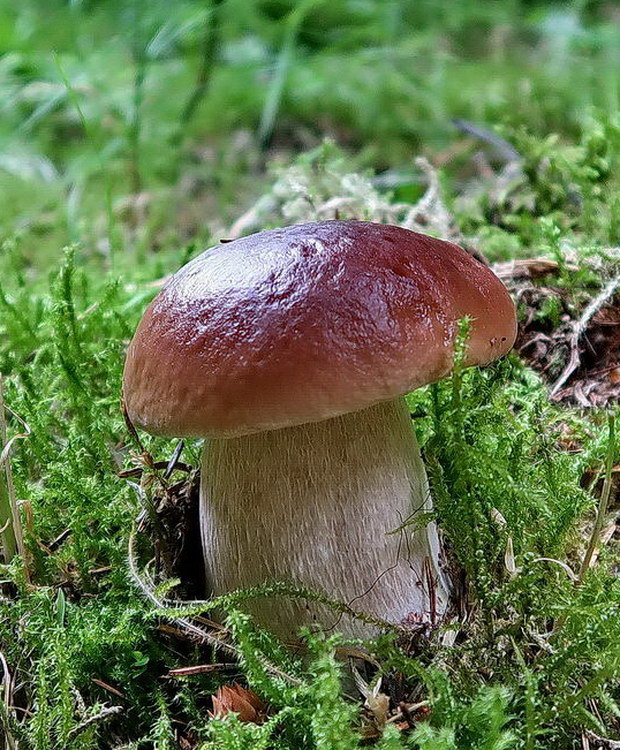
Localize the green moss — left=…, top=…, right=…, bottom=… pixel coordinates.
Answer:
left=1, top=2, right=620, bottom=747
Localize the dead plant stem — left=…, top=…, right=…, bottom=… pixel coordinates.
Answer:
left=579, top=414, right=616, bottom=580
left=0, top=375, right=26, bottom=570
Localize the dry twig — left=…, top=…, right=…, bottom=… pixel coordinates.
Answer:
left=584, top=729, right=620, bottom=749
left=168, top=663, right=237, bottom=677
left=66, top=705, right=123, bottom=742
left=91, top=678, right=124, bottom=699
left=550, top=277, right=620, bottom=398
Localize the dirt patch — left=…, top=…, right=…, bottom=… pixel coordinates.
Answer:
left=118, top=435, right=205, bottom=600
left=494, top=259, right=620, bottom=407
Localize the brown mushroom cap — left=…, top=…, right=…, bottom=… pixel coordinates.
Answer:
left=123, top=221, right=517, bottom=438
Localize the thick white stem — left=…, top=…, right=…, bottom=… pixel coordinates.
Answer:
left=200, top=397, right=450, bottom=640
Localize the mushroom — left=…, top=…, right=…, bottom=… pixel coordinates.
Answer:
left=122, top=221, right=516, bottom=640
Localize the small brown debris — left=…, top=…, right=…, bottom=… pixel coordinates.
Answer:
left=497, top=257, right=620, bottom=407
left=209, top=683, right=266, bottom=723
left=48, top=528, right=72, bottom=552
left=88, top=566, right=112, bottom=576
left=91, top=678, right=125, bottom=699
left=493, top=258, right=578, bottom=282
left=168, top=663, right=236, bottom=677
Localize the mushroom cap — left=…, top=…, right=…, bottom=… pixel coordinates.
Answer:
left=123, top=221, right=517, bottom=438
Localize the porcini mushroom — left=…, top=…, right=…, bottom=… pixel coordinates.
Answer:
left=122, top=221, right=516, bottom=639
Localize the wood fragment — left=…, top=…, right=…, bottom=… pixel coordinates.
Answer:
left=492, top=257, right=579, bottom=282
left=209, top=683, right=266, bottom=723
left=386, top=700, right=430, bottom=726
left=451, top=118, right=522, bottom=162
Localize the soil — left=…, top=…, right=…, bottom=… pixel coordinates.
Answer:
left=495, top=259, right=620, bottom=407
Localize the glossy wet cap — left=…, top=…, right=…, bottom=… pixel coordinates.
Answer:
left=123, top=221, right=517, bottom=437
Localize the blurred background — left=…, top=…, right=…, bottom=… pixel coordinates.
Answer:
left=2, top=0, right=620, bottom=270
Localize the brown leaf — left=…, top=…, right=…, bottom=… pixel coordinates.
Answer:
left=209, top=683, right=266, bottom=723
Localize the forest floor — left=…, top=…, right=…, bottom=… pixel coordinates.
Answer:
left=3, top=2, right=620, bottom=748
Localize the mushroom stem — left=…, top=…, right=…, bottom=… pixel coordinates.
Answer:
left=200, top=397, right=450, bottom=639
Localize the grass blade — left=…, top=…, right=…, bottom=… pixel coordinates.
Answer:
left=0, top=375, right=28, bottom=574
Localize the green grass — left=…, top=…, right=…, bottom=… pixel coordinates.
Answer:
left=1, top=0, right=620, bottom=747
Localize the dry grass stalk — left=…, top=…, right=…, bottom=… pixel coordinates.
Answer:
left=65, top=705, right=123, bottom=742
left=0, top=650, right=17, bottom=750
left=579, top=415, right=616, bottom=581
left=0, top=374, right=28, bottom=575
left=126, top=526, right=303, bottom=687
left=168, top=663, right=236, bottom=677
